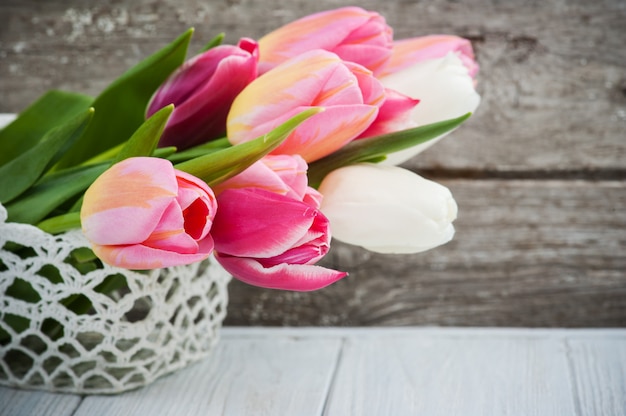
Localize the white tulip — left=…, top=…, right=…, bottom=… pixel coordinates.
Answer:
left=380, top=52, right=481, bottom=165
left=319, top=163, right=458, bottom=254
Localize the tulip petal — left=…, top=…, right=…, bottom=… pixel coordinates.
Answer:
left=141, top=199, right=199, bottom=253
left=323, top=201, right=456, bottom=253
left=228, top=49, right=384, bottom=161
left=319, top=164, right=458, bottom=253
left=81, top=158, right=177, bottom=246
left=147, top=48, right=227, bottom=115
left=212, top=158, right=292, bottom=196
left=93, top=236, right=214, bottom=270
left=146, top=38, right=258, bottom=149
left=158, top=47, right=258, bottom=148
left=342, top=61, right=385, bottom=107
left=380, top=53, right=481, bottom=164
left=265, top=227, right=330, bottom=266
left=358, top=88, right=419, bottom=138
left=215, top=254, right=347, bottom=291
left=228, top=50, right=353, bottom=142
left=212, top=154, right=310, bottom=202
left=264, top=155, right=308, bottom=199
left=175, top=169, right=216, bottom=239
left=381, top=35, right=478, bottom=78
left=258, top=7, right=391, bottom=74
left=303, top=187, right=324, bottom=209
left=211, top=188, right=319, bottom=258
left=272, top=104, right=379, bottom=162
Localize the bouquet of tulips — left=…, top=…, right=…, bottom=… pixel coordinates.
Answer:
left=0, top=7, right=480, bottom=292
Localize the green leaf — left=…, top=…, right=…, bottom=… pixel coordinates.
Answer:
left=199, top=32, right=225, bottom=53
left=166, top=137, right=230, bottom=163
left=307, top=113, right=472, bottom=187
left=37, top=212, right=82, bottom=234
left=5, top=163, right=108, bottom=225
left=0, top=108, right=94, bottom=204
left=176, top=108, right=322, bottom=186
left=77, top=106, right=174, bottom=167
left=0, top=90, right=93, bottom=167
left=113, top=104, right=174, bottom=163
left=153, top=146, right=178, bottom=159
left=55, top=28, right=194, bottom=169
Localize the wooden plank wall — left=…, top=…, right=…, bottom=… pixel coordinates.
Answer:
left=1, top=0, right=624, bottom=326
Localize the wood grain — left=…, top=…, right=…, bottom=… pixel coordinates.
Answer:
left=0, top=0, right=624, bottom=327
left=324, top=330, right=579, bottom=415
left=226, top=179, right=626, bottom=327
left=0, top=388, right=80, bottom=416
left=2, top=328, right=624, bottom=416
left=566, top=334, right=626, bottom=416
left=0, top=0, right=624, bottom=171
left=73, top=335, right=341, bottom=416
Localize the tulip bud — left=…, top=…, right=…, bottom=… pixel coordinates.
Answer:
left=211, top=188, right=347, bottom=291
left=146, top=38, right=258, bottom=149
left=227, top=49, right=384, bottom=162
left=212, top=154, right=322, bottom=207
left=318, top=163, right=457, bottom=254
left=376, top=35, right=480, bottom=165
left=81, top=157, right=217, bottom=269
left=258, top=7, right=393, bottom=75
left=380, top=53, right=481, bottom=165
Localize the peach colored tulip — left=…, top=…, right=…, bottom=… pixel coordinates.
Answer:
left=146, top=38, right=258, bottom=149
left=258, top=7, right=393, bottom=75
left=227, top=50, right=384, bottom=162
left=81, top=157, right=217, bottom=269
left=211, top=188, right=347, bottom=291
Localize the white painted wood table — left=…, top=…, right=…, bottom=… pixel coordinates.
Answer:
left=1, top=327, right=625, bottom=416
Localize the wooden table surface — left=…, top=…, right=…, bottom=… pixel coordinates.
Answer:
left=0, top=0, right=625, bottom=327
left=1, top=327, right=625, bottom=416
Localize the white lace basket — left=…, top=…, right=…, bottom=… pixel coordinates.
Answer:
left=0, top=203, right=231, bottom=394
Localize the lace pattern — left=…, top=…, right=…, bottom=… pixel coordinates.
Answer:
left=0, top=204, right=231, bottom=394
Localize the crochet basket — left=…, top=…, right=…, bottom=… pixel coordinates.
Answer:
left=0, top=203, right=231, bottom=394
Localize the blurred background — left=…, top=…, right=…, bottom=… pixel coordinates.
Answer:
left=1, top=0, right=624, bottom=326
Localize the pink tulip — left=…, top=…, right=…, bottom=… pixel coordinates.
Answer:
left=81, top=157, right=217, bottom=269
left=227, top=49, right=384, bottom=162
left=258, top=7, right=393, bottom=75
left=211, top=188, right=347, bottom=291
left=358, top=88, right=420, bottom=139
left=212, top=154, right=322, bottom=207
left=146, top=38, right=258, bottom=149
left=380, top=35, right=479, bottom=79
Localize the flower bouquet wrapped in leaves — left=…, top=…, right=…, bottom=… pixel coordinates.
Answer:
left=0, top=7, right=480, bottom=393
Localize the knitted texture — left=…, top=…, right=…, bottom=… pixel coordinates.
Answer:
left=0, top=203, right=230, bottom=394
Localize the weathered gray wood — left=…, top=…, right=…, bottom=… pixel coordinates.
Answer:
left=73, top=335, right=341, bottom=416
left=225, top=179, right=626, bottom=327
left=0, top=0, right=624, bottom=171
left=324, top=330, right=580, bottom=415
left=3, top=328, right=624, bottom=416
left=0, top=0, right=624, bottom=327
left=0, top=387, right=81, bottom=416
left=567, top=334, right=626, bottom=416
